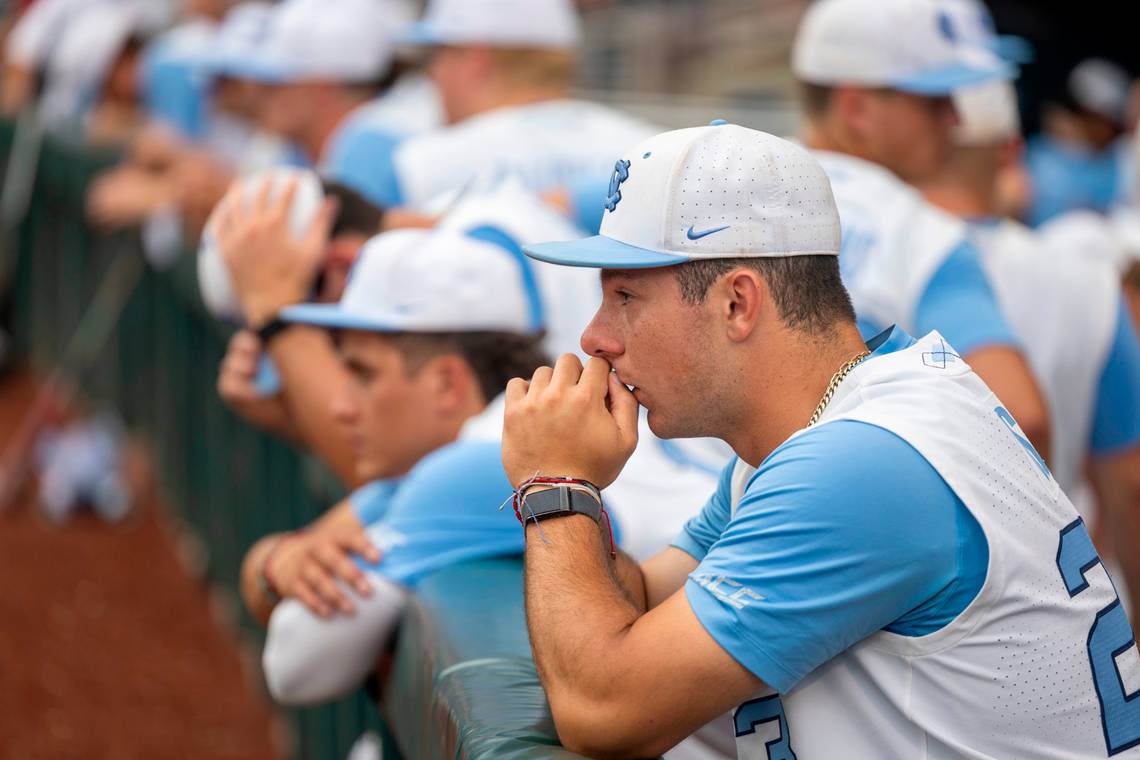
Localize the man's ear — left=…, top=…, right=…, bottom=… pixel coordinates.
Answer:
left=714, top=268, right=765, bottom=343
left=834, top=86, right=872, bottom=141
left=424, top=354, right=477, bottom=415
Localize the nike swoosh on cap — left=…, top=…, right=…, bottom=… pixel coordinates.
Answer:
left=687, top=225, right=731, bottom=241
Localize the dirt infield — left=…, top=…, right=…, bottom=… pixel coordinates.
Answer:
left=0, top=370, right=284, bottom=760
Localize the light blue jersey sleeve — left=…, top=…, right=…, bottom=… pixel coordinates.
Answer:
left=671, top=460, right=736, bottom=561
left=354, top=442, right=522, bottom=586
left=913, top=241, right=1020, bottom=355
left=323, top=126, right=404, bottom=208
left=348, top=479, right=401, bottom=526
left=684, top=420, right=988, bottom=694
left=1091, top=301, right=1140, bottom=455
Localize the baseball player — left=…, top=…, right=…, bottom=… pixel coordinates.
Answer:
left=502, top=122, right=1140, bottom=759
left=922, top=77, right=1140, bottom=617
left=230, top=0, right=441, bottom=207
left=791, top=0, right=1052, bottom=457
left=362, top=0, right=659, bottom=233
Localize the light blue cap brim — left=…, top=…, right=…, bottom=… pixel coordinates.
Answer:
left=211, top=58, right=295, bottom=84
left=995, top=35, right=1034, bottom=64
left=392, top=21, right=446, bottom=47
left=280, top=303, right=402, bottom=332
left=524, top=236, right=692, bottom=270
left=891, top=59, right=1016, bottom=95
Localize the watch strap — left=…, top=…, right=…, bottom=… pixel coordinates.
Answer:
left=255, top=317, right=293, bottom=347
left=521, top=485, right=604, bottom=524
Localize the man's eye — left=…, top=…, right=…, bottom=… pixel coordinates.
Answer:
left=616, top=289, right=634, bottom=304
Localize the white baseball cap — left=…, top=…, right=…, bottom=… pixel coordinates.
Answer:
left=954, top=79, right=1021, bottom=145
left=937, top=0, right=1033, bottom=64
left=281, top=228, right=543, bottom=334
left=198, top=168, right=326, bottom=323
left=233, top=0, right=409, bottom=84
left=1069, top=58, right=1132, bottom=127
left=792, top=0, right=1013, bottom=96
left=396, top=0, right=580, bottom=51
left=524, top=122, right=841, bottom=269
left=200, top=2, right=276, bottom=78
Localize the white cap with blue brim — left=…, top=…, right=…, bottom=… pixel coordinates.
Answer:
left=524, top=122, right=842, bottom=270
left=281, top=228, right=543, bottom=335
left=394, top=0, right=580, bottom=51
left=223, top=0, right=408, bottom=84
left=792, top=0, right=1015, bottom=97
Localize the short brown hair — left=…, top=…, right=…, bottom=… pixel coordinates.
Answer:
left=673, top=256, right=856, bottom=335
left=798, top=81, right=836, bottom=119
left=488, top=48, right=578, bottom=89
left=388, top=331, right=549, bottom=401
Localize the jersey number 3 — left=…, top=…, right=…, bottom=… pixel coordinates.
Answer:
left=1057, top=517, right=1140, bottom=755
left=735, top=695, right=797, bottom=760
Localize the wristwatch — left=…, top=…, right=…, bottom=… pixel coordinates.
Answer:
left=521, top=485, right=605, bottom=524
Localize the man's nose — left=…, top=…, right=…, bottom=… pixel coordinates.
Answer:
left=580, top=314, right=622, bottom=359
left=330, top=385, right=358, bottom=425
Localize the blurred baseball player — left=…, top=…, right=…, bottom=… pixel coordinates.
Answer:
left=791, top=0, right=1052, bottom=456
left=365, top=0, right=659, bottom=232
left=228, top=0, right=440, bottom=206
left=502, top=122, right=1140, bottom=758
left=922, top=77, right=1140, bottom=616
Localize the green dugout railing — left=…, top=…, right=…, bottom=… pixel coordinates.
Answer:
left=0, top=121, right=594, bottom=760
left=0, top=119, right=397, bottom=760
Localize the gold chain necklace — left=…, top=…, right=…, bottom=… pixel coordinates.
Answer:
left=806, top=350, right=871, bottom=427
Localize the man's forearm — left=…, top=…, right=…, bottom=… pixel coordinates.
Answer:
left=612, top=548, right=648, bottom=613
left=268, top=327, right=360, bottom=486
left=241, top=533, right=288, bottom=626
left=525, top=515, right=640, bottom=699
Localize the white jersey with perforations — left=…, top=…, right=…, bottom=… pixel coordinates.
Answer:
left=970, top=218, right=1120, bottom=497
left=726, top=331, right=1140, bottom=759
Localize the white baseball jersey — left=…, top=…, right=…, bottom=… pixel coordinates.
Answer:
left=969, top=218, right=1121, bottom=497
left=388, top=99, right=659, bottom=212
left=812, top=150, right=1018, bottom=355
left=722, top=331, right=1140, bottom=759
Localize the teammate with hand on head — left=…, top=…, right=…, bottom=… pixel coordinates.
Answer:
left=212, top=175, right=384, bottom=485
left=212, top=177, right=385, bottom=453
left=503, top=123, right=1140, bottom=759
left=241, top=227, right=552, bottom=705
left=790, top=0, right=1051, bottom=457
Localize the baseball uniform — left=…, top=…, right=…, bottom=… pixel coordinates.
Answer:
left=679, top=327, right=1140, bottom=759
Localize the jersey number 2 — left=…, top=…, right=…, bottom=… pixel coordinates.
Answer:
left=735, top=695, right=797, bottom=760
left=1057, top=517, right=1140, bottom=755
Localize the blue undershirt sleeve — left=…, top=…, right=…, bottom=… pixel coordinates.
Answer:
left=915, top=242, right=1020, bottom=355
left=323, top=128, right=404, bottom=208
left=1091, top=301, right=1140, bottom=455
left=671, top=459, right=736, bottom=562
left=355, top=442, right=523, bottom=586
left=684, top=421, right=987, bottom=694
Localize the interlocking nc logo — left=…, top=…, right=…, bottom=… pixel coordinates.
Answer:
left=605, top=159, right=632, bottom=213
